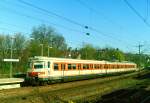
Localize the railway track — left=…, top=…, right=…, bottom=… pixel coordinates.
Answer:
left=0, top=70, right=149, bottom=103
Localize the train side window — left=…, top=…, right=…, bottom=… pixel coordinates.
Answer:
left=104, top=64, right=107, bottom=69
left=96, top=64, right=99, bottom=69
left=111, top=64, right=115, bottom=69
left=54, top=63, right=59, bottom=71
left=107, top=64, right=109, bottom=69
left=83, top=64, right=86, bottom=69
left=106, top=64, right=108, bottom=69
left=117, top=65, right=119, bottom=69
left=90, top=64, right=93, bottom=69
left=87, top=64, right=89, bottom=69
left=101, top=64, right=103, bottom=69
left=120, top=65, right=122, bottom=68
left=110, top=65, right=112, bottom=69
left=113, top=65, right=115, bottom=68
left=96, top=64, right=98, bottom=69
left=72, top=64, right=76, bottom=70
left=99, top=64, right=102, bottom=69
left=114, top=65, right=116, bottom=68
left=98, top=64, right=100, bottom=69
left=94, top=64, right=96, bottom=69
left=68, top=64, right=71, bottom=70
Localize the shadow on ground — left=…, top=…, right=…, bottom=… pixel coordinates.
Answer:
left=134, top=69, right=150, bottom=80
left=96, top=70, right=150, bottom=103
left=97, top=88, right=150, bottom=103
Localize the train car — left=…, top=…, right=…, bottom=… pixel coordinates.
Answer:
left=26, top=56, right=137, bottom=84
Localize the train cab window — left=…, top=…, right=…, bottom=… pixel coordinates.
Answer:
left=34, top=64, right=43, bottom=69
left=68, top=64, right=72, bottom=70
left=72, top=64, right=76, bottom=70
left=54, top=63, right=59, bottom=71
left=48, top=62, right=50, bottom=68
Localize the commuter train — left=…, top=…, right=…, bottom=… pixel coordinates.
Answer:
left=26, top=56, right=137, bottom=84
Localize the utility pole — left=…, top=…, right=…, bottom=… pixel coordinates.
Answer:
left=48, top=37, right=53, bottom=57
left=48, top=46, right=49, bottom=57
left=40, top=44, right=43, bottom=56
left=10, top=37, right=15, bottom=78
left=137, top=44, right=144, bottom=71
left=47, top=46, right=52, bottom=57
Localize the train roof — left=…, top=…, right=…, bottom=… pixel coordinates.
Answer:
left=29, top=56, right=136, bottom=65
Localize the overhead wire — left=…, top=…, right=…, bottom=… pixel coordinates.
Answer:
left=76, top=0, right=123, bottom=29
left=0, top=0, right=137, bottom=50
left=0, top=4, right=87, bottom=34
left=76, top=0, right=140, bottom=44
left=17, top=0, right=115, bottom=33
left=0, top=2, right=110, bottom=47
left=0, top=2, right=88, bottom=47
left=17, top=0, right=133, bottom=46
left=18, top=0, right=86, bottom=28
left=0, top=0, right=123, bottom=46
left=123, top=0, right=150, bottom=27
left=76, top=2, right=123, bottom=44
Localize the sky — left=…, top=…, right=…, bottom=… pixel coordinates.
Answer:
left=0, top=0, right=150, bottom=53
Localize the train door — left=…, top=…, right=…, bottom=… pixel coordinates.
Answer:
left=61, top=64, right=65, bottom=78
left=47, top=61, right=51, bottom=76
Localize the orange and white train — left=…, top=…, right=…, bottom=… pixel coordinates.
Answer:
left=26, top=56, right=137, bottom=84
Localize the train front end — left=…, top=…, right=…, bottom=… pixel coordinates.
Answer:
left=26, top=58, right=49, bottom=85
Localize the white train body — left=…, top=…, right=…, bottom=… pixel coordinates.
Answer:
left=26, top=56, right=137, bottom=82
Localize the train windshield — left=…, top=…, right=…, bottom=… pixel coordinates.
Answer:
left=34, top=64, right=43, bottom=69
left=33, top=62, right=44, bottom=69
